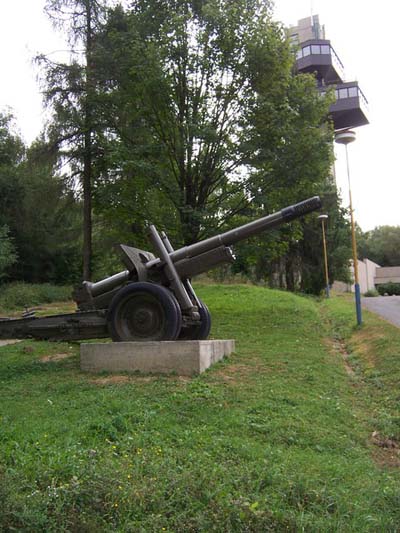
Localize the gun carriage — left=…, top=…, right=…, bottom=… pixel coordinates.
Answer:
left=0, top=196, right=322, bottom=342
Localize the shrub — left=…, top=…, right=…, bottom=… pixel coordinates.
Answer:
left=364, top=289, right=379, bottom=297
left=376, top=282, right=400, bottom=296
left=0, top=283, right=72, bottom=310
left=0, top=225, right=17, bottom=280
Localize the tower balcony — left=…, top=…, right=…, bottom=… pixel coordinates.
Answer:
left=321, top=82, right=369, bottom=131
left=295, top=39, right=344, bottom=84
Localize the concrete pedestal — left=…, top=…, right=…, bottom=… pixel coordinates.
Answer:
left=80, top=339, right=235, bottom=376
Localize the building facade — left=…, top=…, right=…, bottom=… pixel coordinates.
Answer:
left=289, top=15, right=369, bottom=132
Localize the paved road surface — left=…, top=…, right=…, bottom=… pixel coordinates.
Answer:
left=362, top=295, right=400, bottom=328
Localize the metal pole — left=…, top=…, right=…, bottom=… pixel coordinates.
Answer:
left=320, top=217, right=330, bottom=298
left=344, top=143, right=362, bottom=325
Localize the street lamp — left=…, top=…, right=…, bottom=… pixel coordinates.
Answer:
left=318, top=214, right=330, bottom=298
left=335, top=129, right=362, bottom=325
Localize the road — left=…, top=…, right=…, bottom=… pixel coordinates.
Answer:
left=362, top=295, right=400, bottom=328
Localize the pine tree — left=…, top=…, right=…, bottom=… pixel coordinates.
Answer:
left=38, top=0, right=106, bottom=280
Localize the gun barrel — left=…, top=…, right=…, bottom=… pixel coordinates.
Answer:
left=87, top=270, right=131, bottom=297
left=74, top=196, right=321, bottom=307
left=165, top=196, right=322, bottom=263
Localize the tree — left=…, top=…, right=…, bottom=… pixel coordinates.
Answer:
left=12, top=140, right=82, bottom=283
left=0, top=112, right=25, bottom=282
left=38, top=0, right=106, bottom=280
left=296, top=178, right=352, bottom=294
left=227, top=73, right=339, bottom=290
left=0, top=111, right=81, bottom=283
left=0, top=225, right=17, bottom=281
left=0, top=112, right=26, bottom=229
left=35, top=0, right=344, bottom=292
left=358, top=226, right=400, bottom=267
left=93, top=0, right=294, bottom=245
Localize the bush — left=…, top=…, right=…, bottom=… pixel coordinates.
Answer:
left=0, top=283, right=72, bottom=310
left=376, top=282, right=400, bottom=296
left=0, top=225, right=17, bottom=280
left=364, top=289, right=379, bottom=297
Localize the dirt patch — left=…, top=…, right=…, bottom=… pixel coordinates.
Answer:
left=90, top=375, right=132, bottom=385
left=213, top=361, right=268, bottom=385
left=371, top=431, right=400, bottom=468
left=174, top=376, right=192, bottom=383
left=40, top=352, right=73, bottom=362
left=325, top=337, right=356, bottom=378
left=89, top=375, right=156, bottom=385
left=89, top=374, right=193, bottom=386
left=372, top=431, right=399, bottom=450
left=372, top=448, right=400, bottom=468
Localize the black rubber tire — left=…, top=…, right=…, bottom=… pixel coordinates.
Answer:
left=179, top=300, right=211, bottom=340
left=107, top=282, right=182, bottom=342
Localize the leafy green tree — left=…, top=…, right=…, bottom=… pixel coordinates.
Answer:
left=0, top=112, right=25, bottom=282
left=12, top=140, right=82, bottom=283
left=358, top=226, right=400, bottom=267
left=93, top=0, right=294, bottom=245
left=0, top=112, right=81, bottom=284
left=0, top=225, right=17, bottom=281
left=229, top=73, right=337, bottom=290
left=0, top=112, right=26, bottom=230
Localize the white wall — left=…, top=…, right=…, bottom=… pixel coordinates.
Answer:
left=349, top=258, right=380, bottom=293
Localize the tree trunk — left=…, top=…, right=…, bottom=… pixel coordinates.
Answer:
left=82, top=128, right=92, bottom=280
left=285, top=254, right=295, bottom=292
left=82, top=0, right=93, bottom=281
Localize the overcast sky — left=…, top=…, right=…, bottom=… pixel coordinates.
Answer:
left=0, top=0, right=397, bottom=231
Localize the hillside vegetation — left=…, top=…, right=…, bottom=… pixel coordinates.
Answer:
left=0, top=285, right=399, bottom=531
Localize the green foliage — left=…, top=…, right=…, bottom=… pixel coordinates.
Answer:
left=0, top=111, right=25, bottom=167
left=231, top=176, right=352, bottom=293
left=376, top=282, right=400, bottom=296
left=0, top=283, right=72, bottom=310
left=358, top=225, right=400, bottom=266
left=219, top=69, right=339, bottom=291
left=0, top=286, right=399, bottom=530
left=12, top=141, right=82, bottom=284
left=363, top=289, right=379, bottom=297
left=0, top=112, right=25, bottom=234
left=93, top=0, right=326, bottom=245
left=296, top=178, right=352, bottom=294
left=0, top=225, right=17, bottom=280
left=0, top=113, right=82, bottom=285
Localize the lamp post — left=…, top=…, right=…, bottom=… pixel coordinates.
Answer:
left=318, top=214, right=330, bottom=298
left=335, top=130, right=362, bottom=325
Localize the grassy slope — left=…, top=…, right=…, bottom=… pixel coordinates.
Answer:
left=322, top=294, right=400, bottom=462
left=0, top=286, right=399, bottom=532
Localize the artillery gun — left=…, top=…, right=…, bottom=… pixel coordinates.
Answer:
left=0, top=196, right=321, bottom=342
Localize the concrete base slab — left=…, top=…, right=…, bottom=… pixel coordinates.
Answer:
left=80, top=340, right=235, bottom=376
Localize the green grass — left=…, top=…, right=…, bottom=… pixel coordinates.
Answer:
left=0, top=286, right=399, bottom=531
left=0, top=282, right=72, bottom=311
left=322, top=293, right=400, bottom=451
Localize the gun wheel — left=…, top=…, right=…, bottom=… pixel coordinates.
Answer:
left=179, top=300, right=211, bottom=340
left=107, top=282, right=182, bottom=342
